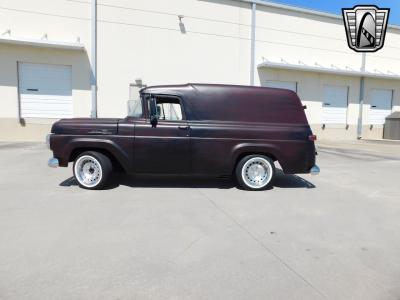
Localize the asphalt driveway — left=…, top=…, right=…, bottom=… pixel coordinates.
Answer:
left=0, top=140, right=399, bottom=300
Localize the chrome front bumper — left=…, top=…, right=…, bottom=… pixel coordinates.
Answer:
left=310, top=165, right=320, bottom=175
left=48, top=158, right=59, bottom=168
left=46, top=133, right=53, bottom=149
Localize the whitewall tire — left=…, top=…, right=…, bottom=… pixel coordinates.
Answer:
left=235, top=155, right=275, bottom=190
left=73, top=151, right=112, bottom=190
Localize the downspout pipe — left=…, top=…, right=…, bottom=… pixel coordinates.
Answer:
left=90, top=0, right=97, bottom=118
left=250, top=2, right=256, bottom=86
left=357, top=53, right=366, bottom=139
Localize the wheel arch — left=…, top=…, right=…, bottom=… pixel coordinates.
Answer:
left=230, top=143, right=280, bottom=173
left=64, top=138, right=129, bottom=172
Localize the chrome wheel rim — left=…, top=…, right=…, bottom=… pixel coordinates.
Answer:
left=241, top=157, right=272, bottom=189
left=74, top=155, right=102, bottom=188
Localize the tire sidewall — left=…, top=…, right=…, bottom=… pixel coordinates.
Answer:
left=235, top=155, right=275, bottom=191
left=73, top=151, right=112, bottom=190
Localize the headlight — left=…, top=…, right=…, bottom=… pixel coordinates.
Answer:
left=46, top=134, right=52, bottom=149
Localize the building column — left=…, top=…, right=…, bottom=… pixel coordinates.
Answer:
left=250, top=2, right=256, bottom=86
left=90, top=0, right=97, bottom=118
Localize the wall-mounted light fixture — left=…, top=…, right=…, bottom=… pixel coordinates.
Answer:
left=135, top=78, right=144, bottom=87
left=178, top=15, right=186, bottom=34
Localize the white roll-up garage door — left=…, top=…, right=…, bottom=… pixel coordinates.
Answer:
left=368, top=89, right=393, bottom=125
left=18, top=63, right=72, bottom=118
left=265, top=80, right=297, bottom=92
left=322, top=85, right=348, bottom=124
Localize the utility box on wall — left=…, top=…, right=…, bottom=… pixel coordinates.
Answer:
left=383, top=112, right=400, bottom=140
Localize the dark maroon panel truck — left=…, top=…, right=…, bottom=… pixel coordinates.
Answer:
left=47, top=84, right=319, bottom=190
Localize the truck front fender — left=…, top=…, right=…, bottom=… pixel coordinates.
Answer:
left=55, top=136, right=131, bottom=171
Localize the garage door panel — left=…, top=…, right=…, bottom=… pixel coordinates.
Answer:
left=21, top=100, right=72, bottom=118
left=22, top=101, right=72, bottom=110
left=369, top=111, right=391, bottom=125
left=20, top=81, right=72, bottom=90
left=21, top=91, right=71, bottom=101
left=18, top=63, right=72, bottom=119
left=322, top=85, right=348, bottom=124
left=21, top=105, right=72, bottom=116
left=20, top=82, right=72, bottom=94
left=19, top=74, right=72, bottom=81
left=21, top=112, right=72, bottom=119
left=321, top=108, right=347, bottom=123
left=22, top=108, right=72, bottom=115
left=20, top=63, right=71, bottom=73
left=369, top=89, right=392, bottom=125
left=21, top=100, right=71, bottom=108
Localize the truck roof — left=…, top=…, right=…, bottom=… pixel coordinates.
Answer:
left=140, top=83, right=307, bottom=124
left=140, top=83, right=294, bottom=96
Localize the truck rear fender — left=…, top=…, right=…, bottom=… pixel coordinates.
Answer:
left=230, top=143, right=282, bottom=172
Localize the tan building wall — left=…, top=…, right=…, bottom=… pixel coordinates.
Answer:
left=0, top=0, right=399, bottom=141
left=362, top=77, right=400, bottom=140
left=0, top=44, right=91, bottom=141
left=258, top=69, right=400, bottom=140
left=94, top=0, right=254, bottom=117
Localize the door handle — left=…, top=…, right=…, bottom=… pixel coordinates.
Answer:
left=323, top=103, right=331, bottom=106
left=371, top=105, right=377, bottom=108
left=178, top=125, right=189, bottom=130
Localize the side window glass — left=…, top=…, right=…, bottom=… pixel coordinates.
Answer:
left=155, top=97, right=183, bottom=121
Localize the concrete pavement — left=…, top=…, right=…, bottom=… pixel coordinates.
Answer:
left=0, top=140, right=399, bottom=300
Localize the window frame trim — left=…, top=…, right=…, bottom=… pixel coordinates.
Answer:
left=146, top=94, right=187, bottom=122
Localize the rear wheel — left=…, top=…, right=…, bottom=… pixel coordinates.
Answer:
left=235, top=155, right=275, bottom=190
left=73, top=151, right=112, bottom=190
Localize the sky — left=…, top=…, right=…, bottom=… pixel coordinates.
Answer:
left=266, top=0, right=400, bottom=25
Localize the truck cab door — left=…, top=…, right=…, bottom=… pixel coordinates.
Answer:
left=133, top=94, right=191, bottom=174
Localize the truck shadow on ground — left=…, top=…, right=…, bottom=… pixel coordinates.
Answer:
left=59, top=169, right=315, bottom=190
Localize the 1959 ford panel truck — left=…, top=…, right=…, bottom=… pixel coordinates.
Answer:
left=47, top=84, right=319, bottom=190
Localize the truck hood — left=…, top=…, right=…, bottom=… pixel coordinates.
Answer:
left=51, top=118, right=121, bottom=135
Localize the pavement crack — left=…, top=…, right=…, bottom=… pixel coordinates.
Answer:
left=169, top=236, right=203, bottom=264
left=197, top=189, right=329, bottom=300
left=178, top=236, right=202, bottom=257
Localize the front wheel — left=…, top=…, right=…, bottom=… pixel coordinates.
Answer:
left=235, top=155, right=275, bottom=190
left=73, top=151, right=112, bottom=190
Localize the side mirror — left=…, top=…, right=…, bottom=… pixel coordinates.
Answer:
left=150, top=115, right=158, bottom=127
left=149, top=97, right=158, bottom=127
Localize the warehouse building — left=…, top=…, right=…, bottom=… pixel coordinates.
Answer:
left=0, top=0, right=399, bottom=141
